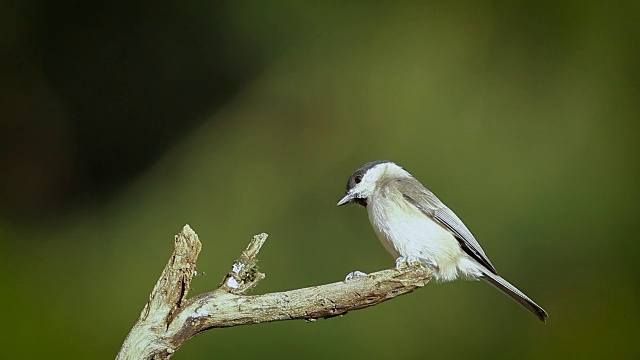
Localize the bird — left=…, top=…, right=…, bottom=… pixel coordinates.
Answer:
left=337, top=160, right=548, bottom=322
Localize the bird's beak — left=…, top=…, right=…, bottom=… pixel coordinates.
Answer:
left=337, top=193, right=354, bottom=206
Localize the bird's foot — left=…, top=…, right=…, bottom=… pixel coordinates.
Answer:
left=344, top=270, right=368, bottom=281
left=395, top=256, right=438, bottom=272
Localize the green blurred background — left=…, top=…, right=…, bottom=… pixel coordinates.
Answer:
left=1, top=1, right=638, bottom=359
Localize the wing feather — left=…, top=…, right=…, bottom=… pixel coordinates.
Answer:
left=397, top=178, right=497, bottom=274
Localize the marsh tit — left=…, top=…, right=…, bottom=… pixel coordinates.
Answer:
left=337, top=160, right=548, bottom=322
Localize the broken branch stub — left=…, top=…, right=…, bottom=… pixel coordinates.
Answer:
left=218, top=233, right=267, bottom=294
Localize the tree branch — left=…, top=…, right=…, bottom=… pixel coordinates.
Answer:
left=117, top=225, right=431, bottom=359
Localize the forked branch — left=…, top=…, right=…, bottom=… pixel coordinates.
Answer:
left=117, top=225, right=431, bottom=359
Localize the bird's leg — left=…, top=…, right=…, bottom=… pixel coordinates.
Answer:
left=395, top=256, right=439, bottom=272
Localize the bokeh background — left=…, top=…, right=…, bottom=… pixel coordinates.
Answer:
left=1, top=1, right=638, bottom=359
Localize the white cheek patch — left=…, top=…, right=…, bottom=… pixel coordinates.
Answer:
left=350, top=175, right=377, bottom=198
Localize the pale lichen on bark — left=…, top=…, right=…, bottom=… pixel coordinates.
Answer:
left=117, top=225, right=431, bottom=359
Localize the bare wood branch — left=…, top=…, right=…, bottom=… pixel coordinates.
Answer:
left=218, top=233, right=267, bottom=294
left=117, top=225, right=431, bottom=359
left=117, top=225, right=201, bottom=360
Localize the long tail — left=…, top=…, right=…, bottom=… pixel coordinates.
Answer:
left=480, top=269, right=548, bottom=323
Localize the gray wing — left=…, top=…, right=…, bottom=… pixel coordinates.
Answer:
left=397, top=178, right=497, bottom=274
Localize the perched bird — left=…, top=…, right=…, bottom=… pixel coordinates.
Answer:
left=337, top=160, right=548, bottom=322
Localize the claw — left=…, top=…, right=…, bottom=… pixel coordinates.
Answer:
left=345, top=270, right=368, bottom=281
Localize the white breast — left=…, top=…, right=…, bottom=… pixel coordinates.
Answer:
left=367, top=189, right=470, bottom=281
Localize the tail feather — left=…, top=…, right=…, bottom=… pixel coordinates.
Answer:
left=480, top=269, right=548, bottom=323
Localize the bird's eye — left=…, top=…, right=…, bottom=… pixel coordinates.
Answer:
left=354, top=175, right=362, bottom=184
